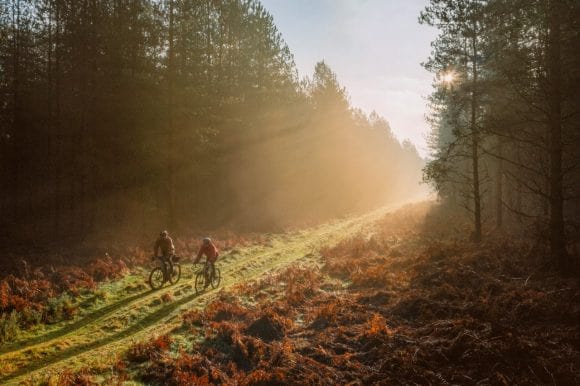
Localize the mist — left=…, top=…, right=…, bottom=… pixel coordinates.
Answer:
left=0, top=1, right=425, bottom=255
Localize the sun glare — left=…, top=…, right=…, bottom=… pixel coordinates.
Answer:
left=441, top=71, right=456, bottom=84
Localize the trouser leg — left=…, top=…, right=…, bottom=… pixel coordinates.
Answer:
left=163, top=255, right=172, bottom=275
left=204, top=263, right=210, bottom=287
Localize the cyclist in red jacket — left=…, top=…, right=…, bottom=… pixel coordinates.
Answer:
left=194, top=237, right=219, bottom=284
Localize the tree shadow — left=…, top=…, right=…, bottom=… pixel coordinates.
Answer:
left=1, top=288, right=209, bottom=383
left=0, top=290, right=151, bottom=356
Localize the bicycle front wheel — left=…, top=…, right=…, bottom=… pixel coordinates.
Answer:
left=211, top=267, right=221, bottom=289
left=194, top=271, right=206, bottom=293
left=169, top=263, right=181, bottom=284
left=149, top=267, right=165, bottom=290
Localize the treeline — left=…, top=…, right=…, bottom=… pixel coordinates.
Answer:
left=421, top=0, right=580, bottom=267
left=0, top=0, right=423, bottom=251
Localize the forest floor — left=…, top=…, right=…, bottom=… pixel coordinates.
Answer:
left=2, top=200, right=579, bottom=385
left=0, top=200, right=403, bottom=385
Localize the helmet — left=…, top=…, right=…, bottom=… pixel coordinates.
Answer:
left=160, top=230, right=168, bottom=237
left=203, top=237, right=211, bottom=245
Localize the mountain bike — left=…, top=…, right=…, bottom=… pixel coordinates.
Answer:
left=194, top=262, right=221, bottom=293
left=149, top=255, right=181, bottom=290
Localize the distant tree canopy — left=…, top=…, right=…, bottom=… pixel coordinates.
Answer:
left=421, top=0, right=580, bottom=266
left=0, top=0, right=423, bottom=251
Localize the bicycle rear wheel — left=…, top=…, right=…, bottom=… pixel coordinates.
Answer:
left=210, top=267, right=221, bottom=288
left=194, top=271, right=206, bottom=293
left=149, top=267, right=165, bottom=290
left=169, top=263, right=181, bottom=284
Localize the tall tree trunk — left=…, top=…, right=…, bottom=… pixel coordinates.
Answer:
left=516, top=141, right=522, bottom=214
left=89, top=0, right=98, bottom=233
left=54, top=0, right=62, bottom=239
left=495, top=136, right=503, bottom=229
left=11, top=0, right=21, bottom=223
left=167, top=0, right=175, bottom=227
left=129, top=0, right=142, bottom=232
left=78, top=0, right=90, bottom=236
left=47, top=0, right=54, bottom=239
left=547, top=0, right=567, bottom=267
left=471, top=28, right=482, bottom=243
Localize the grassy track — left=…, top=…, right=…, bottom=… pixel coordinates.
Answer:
left=0, top=202, right=410, bottom=384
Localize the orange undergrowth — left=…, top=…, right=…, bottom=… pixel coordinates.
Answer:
left=62, top=202, right=580, bottom=385
left=0, top=256, right=131, bottom=335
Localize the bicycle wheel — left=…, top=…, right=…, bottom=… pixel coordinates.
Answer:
left=169, top=263, right=181, bottom=284
left=195, top=271, right=206, bottom=293
left=149, top=267, right=165, bottom=290
left=210, top=267, right=221, bottom=288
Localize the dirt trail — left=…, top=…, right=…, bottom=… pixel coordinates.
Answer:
left=0, top=201, right=413, bottom=384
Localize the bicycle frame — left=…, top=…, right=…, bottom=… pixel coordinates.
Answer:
left=155, top=256, right=174, bottom=278
left=195, top=261, right=214, bottom=279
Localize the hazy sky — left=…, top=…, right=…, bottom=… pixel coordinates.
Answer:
left=260, top=0, right=437, bottom=156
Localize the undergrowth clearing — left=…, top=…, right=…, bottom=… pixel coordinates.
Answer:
left=0, top=201, right=400, bottom=385
left=40, top=201, right=580, bottom=385
left=5, top=200, right=579, bottom=385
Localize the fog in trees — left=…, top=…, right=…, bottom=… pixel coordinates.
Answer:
left=0, top=0, right=424, bottom=256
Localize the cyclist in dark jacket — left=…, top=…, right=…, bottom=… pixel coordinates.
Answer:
left=154, top=230, right=175, bottom=258
left=153, top=230, right=175, bottom=273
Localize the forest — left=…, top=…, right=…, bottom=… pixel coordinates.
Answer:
left=0, top=0, right=423, bottom=262
left=0, top=0, right=579, bottom=384
left=421, top=0, right=580, bottom=268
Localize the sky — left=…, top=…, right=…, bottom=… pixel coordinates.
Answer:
left=260, top=0, right=438, bottom=157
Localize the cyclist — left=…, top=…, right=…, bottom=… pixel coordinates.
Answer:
left=153, top=230, right=175, bottom=274
left=194, top=237, right=219, bottom=285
